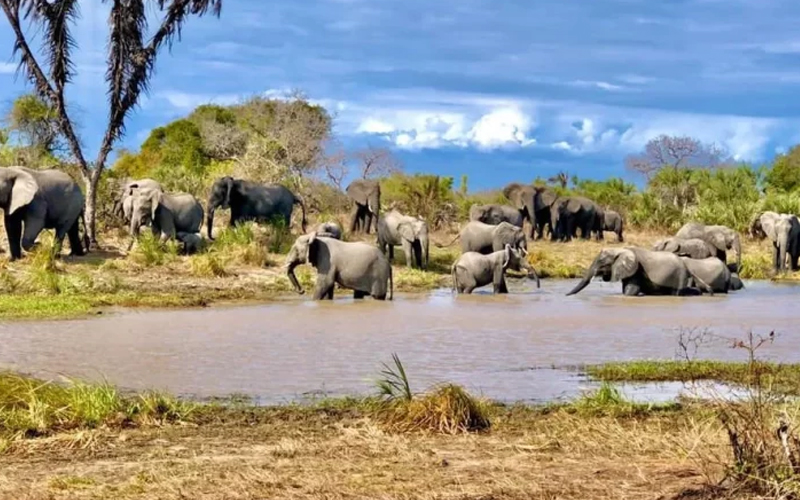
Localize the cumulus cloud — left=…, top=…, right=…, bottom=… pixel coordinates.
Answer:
left=157, top=91, right=242, bottom=111
left=354, top=105, right=536, bottom=150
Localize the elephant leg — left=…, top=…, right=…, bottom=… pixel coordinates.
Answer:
left=622, top=281, right=641, bottom=296
left=401, top=240, right=413, bottom=268
left=66, top=220, right=85, bottom=256
left=353, top=290, right=367, bottom=300
left=21, top=208, right=46, bottom=252
left=493, top=277, right=509, bottom=294
left=4, top=213, right=23, bottom=261
left=773, top=244, right=780, bottom=271
left=388, top=244, right=394, bottom=262
left=349, top=205, right=361, bottom=233
left=313, top=275, right=335, bottom=300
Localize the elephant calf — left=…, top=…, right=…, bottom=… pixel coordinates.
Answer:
left=176, top=232, right=206, bottom=255
left=452, top=244, right=540, bottom=294
left=456, top=221, right=528, bottom=255
left=603, top=210, right=624, bottom=242
left=653, top=237, right=717, bottom=260
left=377, top=209, right=430, bottom=269
left=680, top=256, right=743, bottom=294
left=285, top=232, right=393, bottom=300
left=469, top=203, right=525, bottom=229
left=315, top=221, right=343, bottom=240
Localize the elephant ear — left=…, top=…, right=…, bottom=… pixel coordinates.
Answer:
left=761, top=215, right=779, bottom=241
left=398, top=222, right=415, bottom=242
left=306, top=232, right=317, bottom=263
left=223, top=177, right=234, bottom=208
left=502, top=244, right=511, bottom=269
left=494, top=222, right=517, bottom=242
left=502, top=183, right=525, bottom=208
left=8, top=168, right=37, bottom=215
left=610, top=249, right=637, bottom=282
left=149, top=190, right=163, bottom=221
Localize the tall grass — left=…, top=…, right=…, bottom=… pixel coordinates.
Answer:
left=0, top=372, right=193, bottom=439
left=129, top=232, right=180, bottom=267
left=209, top=223, right=269, bottom=267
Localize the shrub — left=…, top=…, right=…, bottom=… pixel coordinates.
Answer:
left=382, top=384, right=491, bottom=435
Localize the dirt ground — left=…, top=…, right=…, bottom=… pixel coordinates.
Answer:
left=0, top=407, right=729, bottom=500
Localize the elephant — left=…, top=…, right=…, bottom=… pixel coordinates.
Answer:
left=128, top=188, right=204, bottom=251
left=502, top=183, right=538, bottom=238
left=377, top=209, right=430, bottom=269
left=566, top=247, right=713, bottom=296
left=529, top=186, right=560, bottom=240
left=114, top=178, right=163, bottom=224
left=469, top=203, right=525, bottom=229
left=0, top=166, right=87, bottom=260
left=551, top=196, right=598, bottom=242
left=285, top=232, right=393, bottom=300
left=754, top=211, right=800, bottom=272
left=730, top=273, right=745, bottom=291
left=653, top=237, right=717, bottom=260
left=315, top=221, right=343, bottom=240
left=603, top=209, right=624, bottom=242
left=748, top=211, right=779, bottom=239
left=452, top=244, right=540, bottom=294
left=592, top=205, right=606, bottom=241
left=176, top=231, right=206, bottom=255
left=206, top=177, right=307, bottom=240
left=680, top=256, right=740, bottom=294
left=675, top=222, right=742, bottom=273
left=455, top=221, right=528, bottom=255
left=346, top=179, right=381, bottom=234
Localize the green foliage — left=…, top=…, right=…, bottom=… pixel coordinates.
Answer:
left=692, top=166, right=762, bottom=232
left=381, top=173, right=457, bottom=229
left=762, top=192, right=800, bottom=215
left=572, top=177, right=637, bottom=213
left=129, top=233, right=180, bottom=267
left=376, top=353, right=412, bottom=402
left=1, top=94, right=62, bottom=167
left=766, top=146, right=800, bottom=193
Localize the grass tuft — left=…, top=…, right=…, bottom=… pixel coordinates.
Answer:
left=382, top=383, right=491, bottom=435
left=129, top=233, right=179, bottom=267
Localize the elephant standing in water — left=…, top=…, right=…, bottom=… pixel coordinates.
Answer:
left=346, top=179, right=381, bottom=234
left=452, top=244, right=540, bottom=294
left=567, top=247, right=712, bottom=296
left=0, top=166, right=87, bottom=260
left=128, top=188, right=204, bottom=251
left=206, top=177, right=307, bottom=240
left=285, top=232, right=393, bottom=300
left=377, top=209, right=430, bottom=269
left=675, top=222, right=741, bottom=273
left=751, top=211, right=800, bottom=272
left=680, top=257, right=743, bottom=294
left=469, top=203, right=525, bottom=229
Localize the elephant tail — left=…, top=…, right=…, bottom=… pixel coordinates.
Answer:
left=435, top=232, right=461, bottom=248
left=294, top=195, right=307, bottom=233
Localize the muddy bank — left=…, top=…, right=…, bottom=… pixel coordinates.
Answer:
left=0, top=279, right=795, bottom=404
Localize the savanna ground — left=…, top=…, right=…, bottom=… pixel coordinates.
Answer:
left=0, top=210, right=787, bottom=320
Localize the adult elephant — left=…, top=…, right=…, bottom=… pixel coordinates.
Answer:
left=0, top=166, right=87, bottom=260
left=469, top=203, right=525, bottom=228
left=551, top=196, right=597, bottom=242
left=566, top=247, right=712, bottom=296
left=530, top=186, right=560, bottom=240
left=456, top=221, right=528, bottom=255
left=681, top=257, right=739, bottom=294
left=452, top=244, right=540, bottom=294
left=346, top=179, right=381, bottom=234
left=315, top=221, right=343, bottom=240
left=285, top=232, right=393, bottom=300
left=377, top=209, right=429, bottom=269
left=114, top=178, right=163, bottom=224
left=603, top=210, right=624, bottom=242
left=128, top=188, right=204, bottom=251
left=675, top=222, right=741, bottom=273
left=754, top=211, right=800, bottom=272
left=502, top=183, right=538, bottom=238
left=206, top=177, right=307, bottom=240
left=653, top=237, right=717, bottom=260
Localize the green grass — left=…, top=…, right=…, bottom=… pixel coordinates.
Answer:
left=0, top=295, right=94, bottom=320
left=0, top=372, right=194, bottom=439
left=129, top=232, right=180, bottom=267
left=586, top=360, right=800, bottom=395
left=569, top=382, right=681, bottom=417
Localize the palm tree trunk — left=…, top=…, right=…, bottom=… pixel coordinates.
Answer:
left=82, top=169, right=101, bottom=248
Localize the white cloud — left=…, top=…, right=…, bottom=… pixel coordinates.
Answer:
left=617, top=74, right=657, bottom=85
left=570, top=80, right=628, bottom=92
left=552, top=141, right=572, bottom=151
left=0, top=62, right=16, bottom=74
left=354, top=105, right=536, bottom=150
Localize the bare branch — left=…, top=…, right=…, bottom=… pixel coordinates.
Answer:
left=353, top=145, right=402, bottom=179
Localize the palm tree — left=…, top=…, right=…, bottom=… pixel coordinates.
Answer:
left=548, top=171, right=570, bottom=189
left=0, top=0, right=223, bottom=245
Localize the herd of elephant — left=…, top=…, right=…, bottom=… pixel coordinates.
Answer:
left=0, top=165, right=790, bottom=301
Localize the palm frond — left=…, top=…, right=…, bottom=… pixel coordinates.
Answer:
left=28, top=0, right=80, bottom=93
left=376, top=353, right=412, bottom=402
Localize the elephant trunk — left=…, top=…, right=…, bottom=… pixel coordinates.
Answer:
left=206, top=204, right=217, bottom=240
left=295, top=196, right=307, bottom=233
left=778, top=233, right=788, bottom=271
left=734, top=234, right=741, bottom=274
left=286, top=262, right=305, bottom=294
left=128, top=217, right=141, bottom=252
left=521, top=257, right=541, bottom=289
left=567, top=260, right=598, bottom=296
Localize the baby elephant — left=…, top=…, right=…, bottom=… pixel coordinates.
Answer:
left=315, top=221, right=343, bottom=240
left=176, top=232, right=206, bottom=255
left=452, top=244, right=540, bottom=294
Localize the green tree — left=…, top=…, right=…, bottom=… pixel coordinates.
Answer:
left=765, top=146, right=800, bottom=193
left=0, top=0, right=223, bottom=244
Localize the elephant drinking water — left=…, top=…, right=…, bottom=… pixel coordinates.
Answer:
left=452, top=244, right=540, bottom=294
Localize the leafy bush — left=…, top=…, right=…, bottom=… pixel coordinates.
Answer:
left=381, top=173, right=458, bottom=229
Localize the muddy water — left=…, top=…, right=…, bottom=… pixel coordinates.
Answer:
left=0, top=279, right=798, bottom=404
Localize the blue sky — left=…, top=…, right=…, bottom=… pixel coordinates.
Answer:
left=2, top=0, right=800, bottom=190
